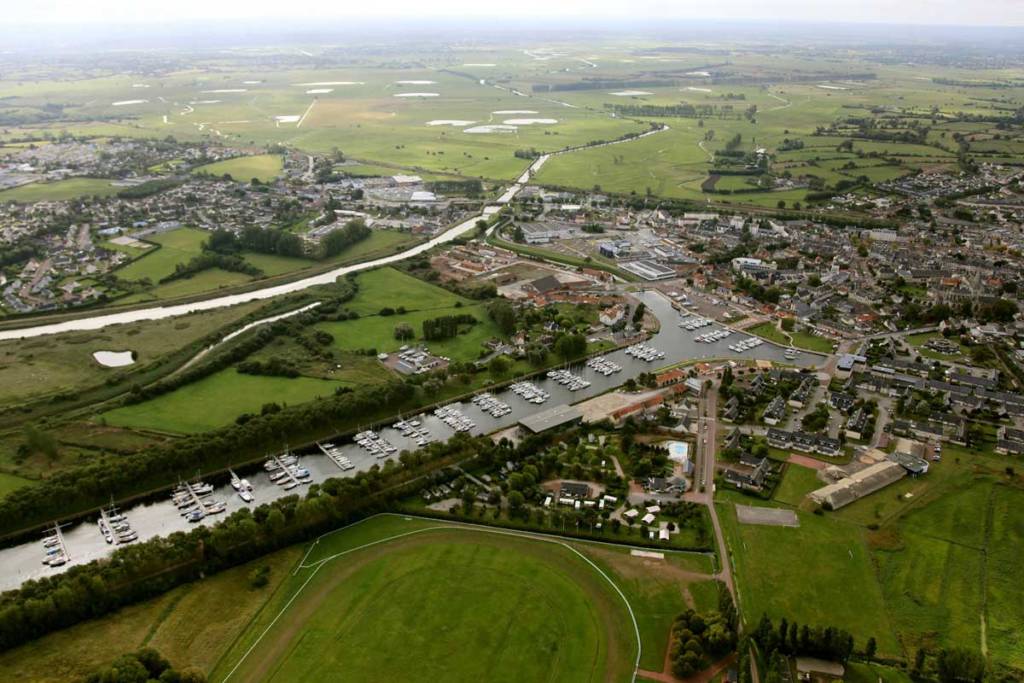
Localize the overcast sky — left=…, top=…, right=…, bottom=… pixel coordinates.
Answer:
left=7, top=0, right=1024, bottom=26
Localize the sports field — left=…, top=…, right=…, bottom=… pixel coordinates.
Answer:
left=215, top=517, right=639, bottom=683
left=192, top=154, right=284, bottom=183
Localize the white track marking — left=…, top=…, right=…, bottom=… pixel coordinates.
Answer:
left=221, top=518, right=644, bottom=683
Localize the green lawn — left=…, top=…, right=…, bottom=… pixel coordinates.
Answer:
left=115, top=227, right=210, bottom=283
left=102, top=368, right=346, bottom=433
left=215, top=518, right=637, bottom=683
left=123, top=268, right=252, bottom=302
left=0, top=177, right=121, bottom=202
left=748, top=321, right=834, bottom=353
left=873, top=480, right=1024, bottom=667
left=771, top=464, right=821, bottom=508
left=318, top=302, right=499, bottom=362
left=191, top=154, right=284, bottom=183
left=718, top=501, right=901, bottom=657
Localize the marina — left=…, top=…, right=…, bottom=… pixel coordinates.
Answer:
left=0, top=292, right=820, bottom=591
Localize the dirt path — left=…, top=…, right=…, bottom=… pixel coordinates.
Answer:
left=787, top=453, right=827, bottom=470
left=638, top=652, right=737, bottom=683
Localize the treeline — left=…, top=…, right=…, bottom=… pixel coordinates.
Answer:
left=82, top=648, right=205, bottom=683
left=116, top=178, right=181, bottom=199
left=0, top=434, right=488, bottom=652
left=160, top=251, right=263, bottom=283
left=237, top=224, right=305, bottom=258
left=604, top=103, right=742, bottom=119
left=124, top=286, right=353, bottom=405
left=321, top=219, right=371, bottom=258
left=422, top=313, right=477, bottom=341
left=751, top=614, right=855, bottom=664
left=670, top=586, right=738, bottom=678
left=532, top=79, right=668, bottom=93
left=237, top=357, right=300, bottom=378
left=427, top=179, right=483, bottom=197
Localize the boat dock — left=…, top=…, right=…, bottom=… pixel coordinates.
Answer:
left=317, top=442, right=356, bottom=471
left=265, top=453, right=310, bottom=490
left=42, top=522, right=70, bottom=567
left=98, top=505, right=137, bottom=545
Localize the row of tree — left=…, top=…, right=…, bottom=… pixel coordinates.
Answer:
left=0, top=434, right=489, bottom=651
left=422, top=314, right=477, bottom=341
left=83, top=648, right=204, bottom=683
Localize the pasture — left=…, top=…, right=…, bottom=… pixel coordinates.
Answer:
left=191, top=154, right=284, bottom=182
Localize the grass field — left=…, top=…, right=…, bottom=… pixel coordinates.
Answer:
left=101, top=368, right=346, bottom=433
left=191, top=154, right=284, bottom=183
left=771, top=464, right=821, bottom=508
left=215, top=516, right=638, bottom=683
left=0, top=177, right=122, bottom=202
left=0, top=300, right=264, bottom=408
left=0, top=515, right=707, bottom=682
left=748, top=322, right=834, bottom=353
left=0, top=545, right=303, bottom=682
left=717, top=499, right=902, bottom=656
left=0, top=471, right=35, bottom=499
left=115, top=227, right=210, bottom=283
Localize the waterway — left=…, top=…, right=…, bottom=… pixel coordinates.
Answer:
left=0, top=292, right=820, bottom=591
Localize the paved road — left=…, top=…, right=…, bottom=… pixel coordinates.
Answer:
left=693, top=384, right=736, bottom=601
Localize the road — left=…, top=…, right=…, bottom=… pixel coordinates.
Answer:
left=691, top=383, right=736, bottom=601
left=0, top=126, right=669, bottom=342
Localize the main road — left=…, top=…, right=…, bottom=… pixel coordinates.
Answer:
left=0, top=125, right=670, bottom=342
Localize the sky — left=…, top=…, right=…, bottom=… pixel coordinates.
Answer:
left=6, top=0, right=1024, bottom=27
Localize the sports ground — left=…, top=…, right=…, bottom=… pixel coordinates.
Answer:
left=214, top=516, right=642, bottom=683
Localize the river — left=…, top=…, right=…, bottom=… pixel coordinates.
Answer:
left=0, top=292, right=821, bottom=591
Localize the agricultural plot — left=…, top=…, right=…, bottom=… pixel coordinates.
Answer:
left=214, top=517, right=638, bottom=683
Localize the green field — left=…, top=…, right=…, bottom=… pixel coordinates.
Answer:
left=0, top=177, right=121, bottom=202
left=0, top=544, right=303, bottom=682
left=215, top=517, right=638, bottom=683
left=748, top=321, right=834, bottom=353
left=191, top=154, right=284, bottom=182
left=102, top=368, right=345, bottom=433
left=0, top=300, right=264, bottom=408
left=115, top=227, right=210, bottom=283
left=0, top=471, right=35, bottom=498
left=771, top=464, right=821, bottom=508
left=718, top=499, right=902, bottom=656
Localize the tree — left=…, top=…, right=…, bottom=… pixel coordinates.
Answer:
left=507, top=490, right=525, bottom=512
left=393, top=323, right=415, bottom=341
left=936, top=648, right=985, bottom=683
left=488, top=300, right=517, bottom=335
left=488, top=355, right=511, bottom=376
left=864, top=637, right=877, bottom=659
